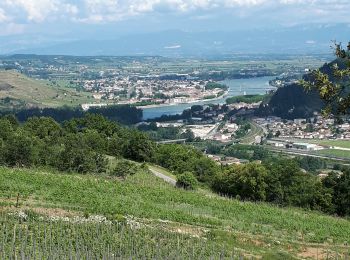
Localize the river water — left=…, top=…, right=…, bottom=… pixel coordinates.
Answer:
left=142, top=76, right=276, bottom=120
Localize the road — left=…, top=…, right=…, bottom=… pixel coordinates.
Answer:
left=205, top=123, right=221, bottom=138
left=156, top=139, right=187, bottom=144
left=266, top=147, right=350, bottom=164
left=239, top=121, right=264, bottom=144
left=149, top=167, right=177, bottom=186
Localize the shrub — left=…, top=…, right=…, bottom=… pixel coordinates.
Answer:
left=176, top=172, right=198, bottom=190
left=111, top=160, right=139, bottom=179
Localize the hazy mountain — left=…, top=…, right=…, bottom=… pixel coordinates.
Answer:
left=2, top=24, right=349, bottom=57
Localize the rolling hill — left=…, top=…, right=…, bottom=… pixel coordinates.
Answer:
left=257, top=59, right=348, bottom=119
left=0, top=70, right=92, bottom=110
left=257, top=83, right=324, bottom=119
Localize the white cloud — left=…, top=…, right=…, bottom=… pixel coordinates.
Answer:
left=0, top=0, right=350, bottom=24
left=0, top=8, right=9, bottom=23
left=5, top=0, right=60, bottom=22
left=2, top=0, right=79, bottom=22
left=306, top=40, right=316, bottom=44
left=77, top=0, right=350, bottom=23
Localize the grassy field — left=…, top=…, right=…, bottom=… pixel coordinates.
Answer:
left=0, top=70, right=92, bottom=108
left=311, top=140, right=350, bottom=149
left=316, top=149, right=350, bottom=159
left=0, top=166, right=349, bottom=259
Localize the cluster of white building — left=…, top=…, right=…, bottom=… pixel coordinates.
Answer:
left=254, top=115, right=350, bottom=140
left=81, top=77, right=225, bottom=105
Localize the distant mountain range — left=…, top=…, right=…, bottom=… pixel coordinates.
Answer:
left=1, top=24, right=349, bottom=57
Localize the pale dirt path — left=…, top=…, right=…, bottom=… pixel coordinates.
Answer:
left=148, top=167, right=177, bottom=186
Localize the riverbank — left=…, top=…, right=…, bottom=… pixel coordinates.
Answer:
left=136, top=90, right=229, bottom=109
left=142, top=76, right=276, bottom=120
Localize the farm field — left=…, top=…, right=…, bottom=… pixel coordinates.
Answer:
left=0, top=166, right=349, bottom=259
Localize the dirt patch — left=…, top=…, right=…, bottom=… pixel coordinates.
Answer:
left=298, top=247, right=332, bottom=259
left=0, top=82, right=14, bottom=91
left=1, top=205, right=81, bottom=218
left=30, top=207, right=81, bottom=218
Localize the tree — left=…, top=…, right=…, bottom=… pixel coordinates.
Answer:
left=4, top=129, right=38, bottom=167
left=323, top=170, right=350, bottom=216
left=111, top=160, right=139, bottom=179
left=123, top=130, right=155, bottom=162
left=56, top=133, right=107, bottom=174
left=301, top=42, right=350, bottom=115
left=213, top=163, right=268, bottom=201
left=0, top=118, right=14, bottom=141
left=176, top=172, right=198, bottom=190
left=263, top=158, right=332, bottom=210
left=23, top=117, right=62, bottom=141
left=181, top=129, right=195, bottom=142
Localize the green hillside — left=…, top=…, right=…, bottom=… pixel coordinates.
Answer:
left=0, top=70, right=92, bottom=109
left=1, top=166, right=349, bottom=259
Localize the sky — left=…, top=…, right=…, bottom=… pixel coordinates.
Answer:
left=1, top=0, right=350, bottom=34
left=0, top=0, right=349, bottom=55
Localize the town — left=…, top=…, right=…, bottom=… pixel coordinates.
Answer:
left=80, top=78, right=227, bottom=106
left=142, top=100, right=350, bottom=163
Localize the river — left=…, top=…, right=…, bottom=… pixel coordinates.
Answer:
left=142, top=76, right=276, bottom=120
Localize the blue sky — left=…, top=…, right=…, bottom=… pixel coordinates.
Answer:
left=1, top=0, right=350, bottom=36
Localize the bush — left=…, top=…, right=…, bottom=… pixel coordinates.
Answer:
left=212, top=162, right=268, bottom=201
left=176, top=172, right=198, bottom=190
left=111, top=160, right=139, bottom=179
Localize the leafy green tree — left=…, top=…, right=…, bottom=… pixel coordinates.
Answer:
left=252, top=146, right=270, bottom=161
left=296, top=156, right=326, bottom=172
left=0, top=139, right=4, bottom=165
left=2, top=114, right=19, bottom=128
left=107, top=135, right=124, bottom=157
left=263, top=158, right=332, bottom=211
left=181, top=129, right=195, bottom=142
left=23, top=117, right=62, bottom=142
left=0, top=118, right=14, bottom=141
left=64, top=114, right=121, bottom=137
left=110, top=160, right=139, bottom=179
left=301, top=42, right=350, bottom=115
left=176, top=172, right=198, bottom=190
left=56, top=133, right=107, bottom=174
left=82, top=129, right=108, bottom=153
left=191, top=157, right=218, bottom=183
left=213, top=163, right=268, bottom=201
left=323, top=170, right=350, bottom=216
left=155, top=144, right=219, bottom=181
left=123, top=130, right=155, bottom=162
left=3, top=129, right=38, bottom=167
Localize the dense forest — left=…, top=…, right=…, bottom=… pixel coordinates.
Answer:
left=0, top=105, right=142, bottom=125
left=0, top=114, right=349, bottom=217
